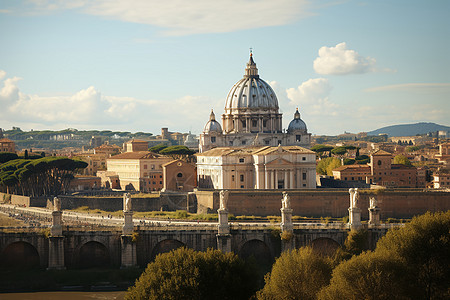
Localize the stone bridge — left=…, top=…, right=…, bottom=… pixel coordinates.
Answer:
left=0, top=223, right=391, bottom=270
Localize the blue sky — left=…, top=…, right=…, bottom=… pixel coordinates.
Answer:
left=0, top=0, right=449, bottom=136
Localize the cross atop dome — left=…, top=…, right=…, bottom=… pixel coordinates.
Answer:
left=244, top=50, right=259, bottom=78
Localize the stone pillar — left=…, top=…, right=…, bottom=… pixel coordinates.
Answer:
left=123, top=211, right=134, bottom=235
left=280, top=192, right=294, bottom=252
left=48, top=236, right=65, bottom=270
left=48, top=197, right=65, bottom=270
left=121, top=235, right=137, bottom=268
left=217, top=190, right=231, bottom=253
left=51, top=210, right=63, bottom=237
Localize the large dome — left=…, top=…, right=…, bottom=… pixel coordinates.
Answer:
left=287, top=108, right=307, bottom=133
left=224, top=54, right=278, bottom=113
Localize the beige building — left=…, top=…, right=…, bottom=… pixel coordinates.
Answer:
left=107, top=151, right=172, bottom=191
left=196, top=145, right=316, bottom=190
left=435, top=143, right=450, bottom=164
left=332, top=149, right=425, bottom=188
left=433, top=172, right=450, bottom=189
left=123, top=139, right=149, bottom=152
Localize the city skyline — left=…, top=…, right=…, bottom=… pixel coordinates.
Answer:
left=0, top=0, right=449, bottom=136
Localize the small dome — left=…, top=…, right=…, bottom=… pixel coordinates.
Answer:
left=287, top=108, right=307, bottom=133
left=203, top=110, right=222, bottom=133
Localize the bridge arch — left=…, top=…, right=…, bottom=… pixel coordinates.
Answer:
left=151, top=239, right=185, bottom=261
left=74, top=241, right=110, bottom=269
left=0, top=241, right=40, bottom=269
left=310, top=237, right=340, bottom=256
left=238, top=239, right=273, bottom=271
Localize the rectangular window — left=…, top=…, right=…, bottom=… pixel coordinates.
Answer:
left=296, top=135, right=301, bottom=142
left=302, top=157, right=306, bottom=161
left=240, top=174, right=244, bottom=182
left=211, top=136, right=216, bottom=143
left=263, top=120, right=267, bottom=127
left=252, top=120, right=257, bottom=127
left=242, top=140, right=246, bottom=145
left=239, top=158, right=244, bottom=163
left=302, top=173, right=307, bottom=180
left=265, top=140, right=270, bottom=145
left=144, top=165, right=147, bottom=169
left=232, top=175, right=235, bottom=181
left=242, top=121, right=246, bottom=128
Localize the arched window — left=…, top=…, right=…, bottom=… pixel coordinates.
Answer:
left=378, top=160, right=382, bottom=165
left=177, top=173, right=183, bottom=178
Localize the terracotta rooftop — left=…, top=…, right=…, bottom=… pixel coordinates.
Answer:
left=333, top=164, right=371, bottom=172
left=0, top=138, right=14, bottom=143
left=108, top=151, right=161, bottom=160
left=371, top=149, right=392, bottom=156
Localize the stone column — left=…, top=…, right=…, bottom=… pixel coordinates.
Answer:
left=284, top=170, right=289, bottom=189
left=121, top=193, right=137, bottom=268
left=280, top=192, right=294, bottom=252
left=48, top=197, right=65, bottom=270
left=368, top=197, right=381, bottom=226
left=217, top=190, right=231, bottom=253
left=275, top=171, right=278, bottom=189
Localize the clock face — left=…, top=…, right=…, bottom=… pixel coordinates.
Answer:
left=177, top=162, right=183, bottom=166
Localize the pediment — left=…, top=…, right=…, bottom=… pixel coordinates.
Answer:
left=266, top=157, right=293, bottom=166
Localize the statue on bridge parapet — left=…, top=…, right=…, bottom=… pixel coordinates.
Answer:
left=53, top=197, right=61, bottom=212
left=348, top=188, right=361, bottom=228
left=123, top=193, right=132, bottom=212
left=282, top=191, right=291, bottom=210
left=368, top=196, right=381, bottom=226
left=369, top=197, right=378, bottom=209
left=349, top=188, right=360, bottom=209
left=219, top=190, right=229, bottom=211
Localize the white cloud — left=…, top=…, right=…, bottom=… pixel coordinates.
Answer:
left=0, top=70, right=6, bottom=80
left=286, top=78, right=337, bottom=116
left=0, top=72, right=220, bottom=134
left=16, top=0, right=312, bottom=35
left=313, top=42, right=376, bottom=75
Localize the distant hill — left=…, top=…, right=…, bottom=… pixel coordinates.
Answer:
left=368, top=122, right=450, bottom=137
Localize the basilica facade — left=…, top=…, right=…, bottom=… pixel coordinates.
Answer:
left=197, top=54, right=316, bottom=190
left=199, top=53, right=311, bottom=153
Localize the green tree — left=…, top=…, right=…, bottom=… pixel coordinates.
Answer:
left=393, top=154, right=412, bottom=166
left=0, top=152, right=19, bottom=164
left=331, top=146, right=347, bottom=156
left=257, top=247, right=332, bottom=300
left=406, top=146, right=420, bottom=152
left=375, top=211, right=450, bottom=300
left=311, top=145, right=334, bottom=157
left=318, top=251, right=412, bottom=300
left=317, top=157, right=342, bottom=176
left=149, top=143, right=168, bottom=153
left=126, top=247, right=258, bottom=300
left=160, top=145, right=195, bottom=156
